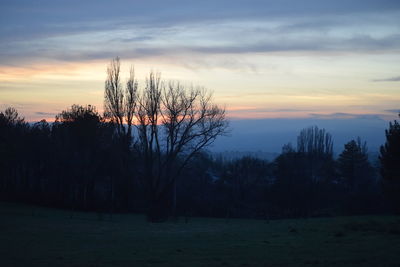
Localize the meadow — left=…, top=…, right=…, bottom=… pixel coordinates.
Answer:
left=1, top=202, right=400, bottom=267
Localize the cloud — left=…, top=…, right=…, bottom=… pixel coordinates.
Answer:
left=372, top=76, right=400, bottom=82
left=119, top=36, right=154, bottom=43
left=2, top=27, right=399, bottom=69
left=35, top=112, right=56, bottom=116
left=1, top=0, right=400, bottom=67
left=191, top=34, right=400, bottom=54
left=384, top=109, right=400, bottom=113
left=228, top=107, right=316, bottom=113
left=308, top=112, right=387, bottom=120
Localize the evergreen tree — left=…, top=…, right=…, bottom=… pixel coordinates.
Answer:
left=380, top=113, right=400, bottom=213
left=338, top=138, right=372, bottom=192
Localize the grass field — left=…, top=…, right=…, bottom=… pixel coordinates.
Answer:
left=1, top=202, right=400, bottom=267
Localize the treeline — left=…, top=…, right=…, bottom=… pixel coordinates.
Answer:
left=1, top=58, right=399, bottom=221
left=1, top=105, right=398, bottom=219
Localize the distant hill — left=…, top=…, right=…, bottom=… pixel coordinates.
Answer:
left=210, top=116, right=390, bottom=154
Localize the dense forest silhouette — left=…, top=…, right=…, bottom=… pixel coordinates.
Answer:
left=1, top=59, right=399, bottom=222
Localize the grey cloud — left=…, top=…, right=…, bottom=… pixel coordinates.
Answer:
left=309, top=112, right=387, bottom=120
left=1, top=0, right=400, bottom=67
left=3, top=32, right=399, bottom=67
left=35, top=112, right=56, bottom=116
left=119, top=36, right=154, bottom=43
left=229, top=108, right=317, bottom=113
left=384, top=109, right=400, bottom=113
left=372, top=76, right=400, bottom=82
left=309, top=113, right=355, bottom=119
left=1, top=0, right=400, bottom=42
left=192, top=34, right=400, bottom=55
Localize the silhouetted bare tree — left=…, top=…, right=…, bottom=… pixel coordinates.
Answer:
left=297, top=126, right=333, bottom=157
left=298, top=126, right=335, bottom=182
left=0, top=107, right=25, bottom=126
left=135, top=73, right=229, bottom=221
left=104, top=57, right=138, bottom=140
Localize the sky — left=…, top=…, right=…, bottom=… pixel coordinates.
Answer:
left=1, top=0, right=399, bottom=152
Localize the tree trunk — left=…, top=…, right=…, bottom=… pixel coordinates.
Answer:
left=146, top=184, right=173, bottom=223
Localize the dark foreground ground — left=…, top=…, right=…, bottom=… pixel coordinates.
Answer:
left=1, top=202, right=400, bottom=267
